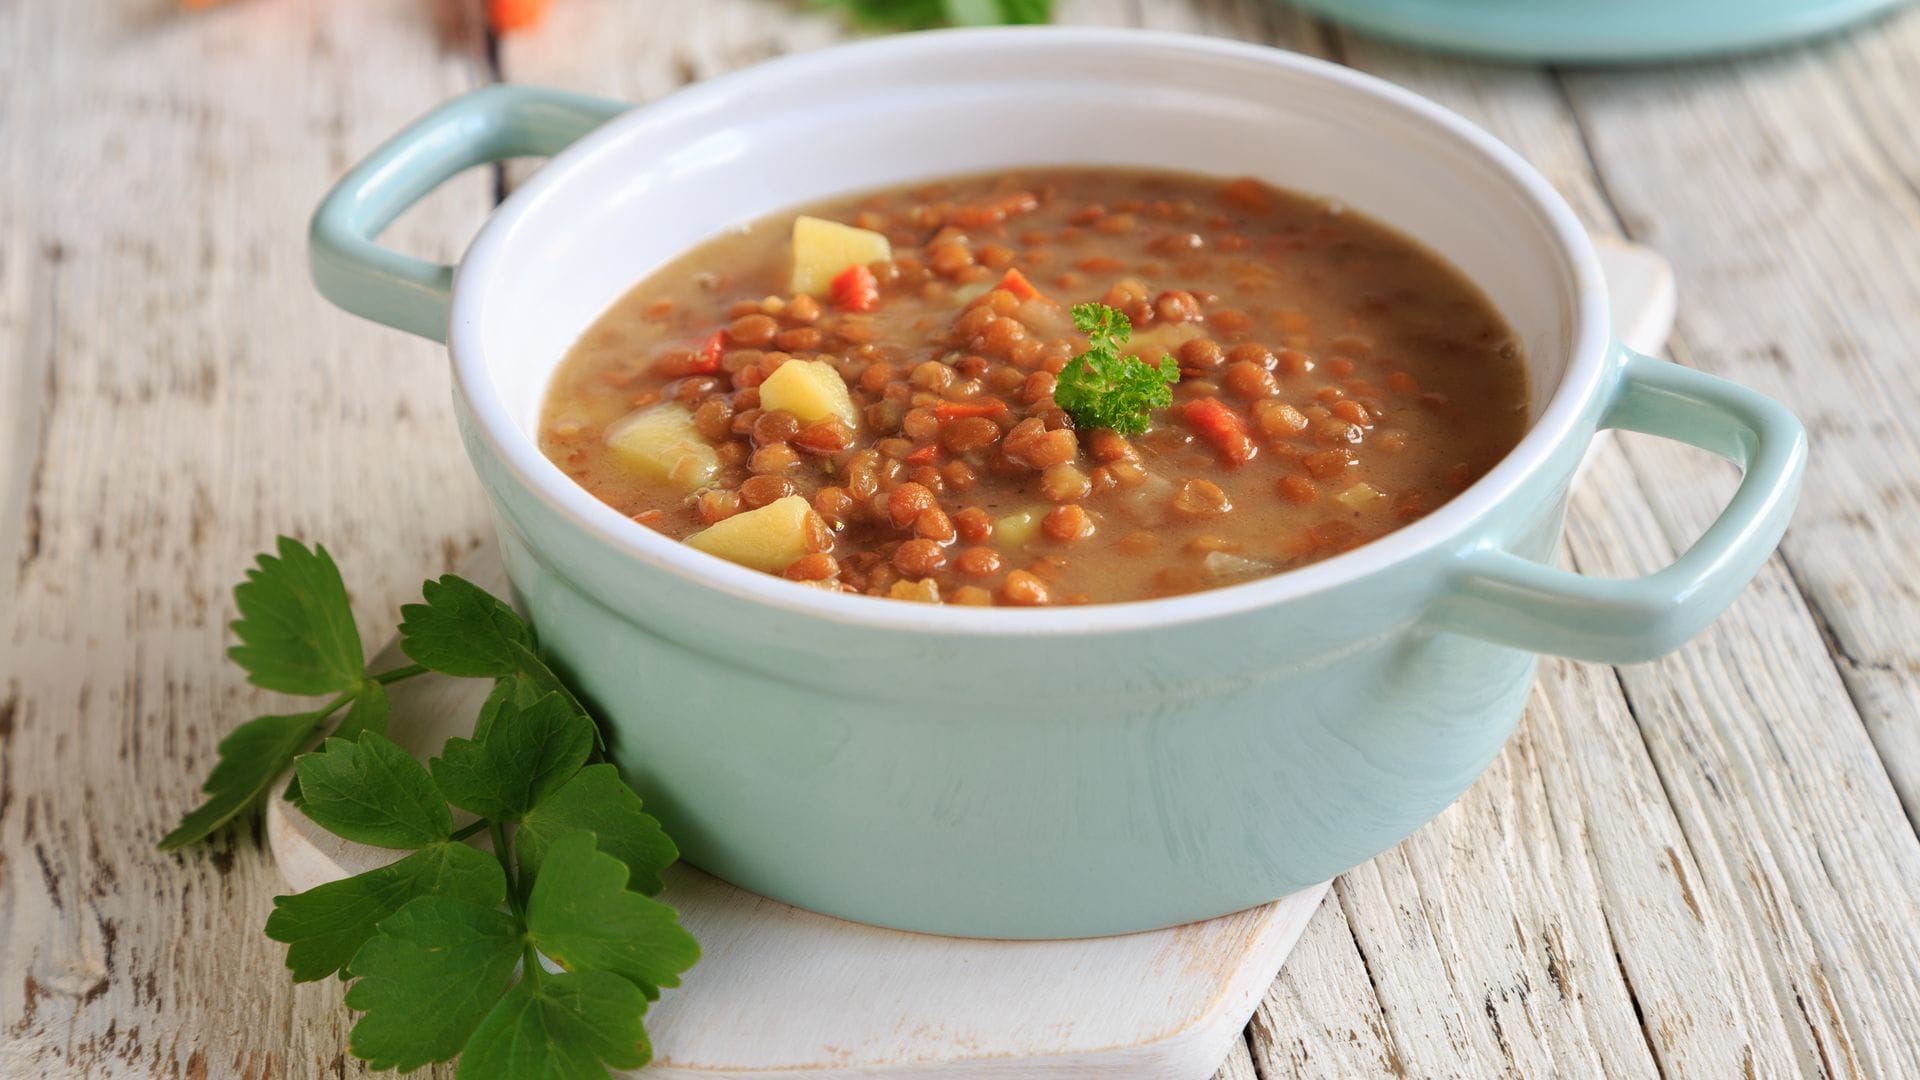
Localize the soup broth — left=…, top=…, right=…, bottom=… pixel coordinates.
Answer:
left=539, top=169, right=1528, bottom=606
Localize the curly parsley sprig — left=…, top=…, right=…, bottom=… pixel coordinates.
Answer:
left=1054, top=303, right=1180, bottom=437
left=161, top=539, right=695, bottom=1078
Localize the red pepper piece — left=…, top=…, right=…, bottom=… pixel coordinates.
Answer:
left=829, top=264, right=880, bottom=313
left=1179, top=398, right=1256, bottom=466
left=696, top=330, right=725, bottom=371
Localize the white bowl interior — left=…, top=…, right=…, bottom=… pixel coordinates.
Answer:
left=472, top=34, right=1588, bottom=440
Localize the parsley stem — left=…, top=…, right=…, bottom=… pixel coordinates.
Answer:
left=491, top=820, right=527, bottom=922
left=315, top=689, right=358, bottom=720
left=371, top=663, right=428, bottom=685
left=450, top=819, right=489, bottom=842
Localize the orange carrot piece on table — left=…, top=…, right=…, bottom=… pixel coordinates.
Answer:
left=489, top=0, right=551, bottom=33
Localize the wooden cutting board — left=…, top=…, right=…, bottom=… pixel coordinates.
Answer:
left=269, top=236, right=1674, bottom=1079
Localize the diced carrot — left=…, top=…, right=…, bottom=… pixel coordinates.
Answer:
left=997, top=268, right=1042, bottom=302
left=829, top=264, right=880, bottom=313
left=934, top=400, right=1008, bottom=421
left=488, top=0, right=550, bottom=33
left=904, top=444, right=941, bottom=466
left=1179, top=398, right=1256, bottom=467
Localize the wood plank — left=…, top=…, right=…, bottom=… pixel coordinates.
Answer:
left=1567, top=443, right=1920, bottom=1076
left=0, top=1, right=493, bottom=1075
left=1562, top=6, right=1920, bottom=832
left=1248, top=891, right=1403, bottom=1078
left=1327, top=28, right=1920, bottom=1077
left=1211, top=1030, right=1261, bottom=1080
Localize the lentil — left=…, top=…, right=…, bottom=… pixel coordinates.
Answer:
left=541, top=168, right=1528, bottom=604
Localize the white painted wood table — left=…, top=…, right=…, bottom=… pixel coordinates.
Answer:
left=5, top=1, right=1920, bottom=1076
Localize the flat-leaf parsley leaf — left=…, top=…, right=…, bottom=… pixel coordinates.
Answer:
left=228, top=537, right=365, bottom=696
left=344, top=896, right=526, bottom=1071
left=517, top=764, right=678, bottom=897
left=1053, top=303, right=1179, bottom=436
left=265, top=841, right=504, bottom=983
left=525, top=832, right=701, bottom=1000
left=295, top=731, right=454, bottom=849
left=459, top=968, right=653, bottom=1079
left=430, top=692, right=595, bottom=823
left=162, top=538, right=429, bottom=847
left=157, top=710, right=323, bottom=850
left=165, top=542, right=699, bottom=1075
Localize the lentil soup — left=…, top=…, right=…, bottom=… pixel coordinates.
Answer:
left=538, top=169, right=1528, bottom=606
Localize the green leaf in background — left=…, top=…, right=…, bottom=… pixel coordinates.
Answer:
left=227, top=537, right=367, bottom=695
left=817, top=0, right=1050, bottom=29
left=294, top=732, right=454, bottom=849
left=431, top=692, right=596, bottom=823
left=157, top=710, right=322, bottom=850
left=265, top=842, right=505, bottom=983
left=458, top=969, right=653, bottom=1080
left=942, top=0, right=1049, bottom=26
left=345, top=896, right=525, bottom=1072
left=517, top=764, right=678, bottom=897
left=399, top=575, right=536, bottom=678
left=525, top=833, right=700, bottom=1000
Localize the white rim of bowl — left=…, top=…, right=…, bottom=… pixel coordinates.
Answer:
left=449, top=27, right=1611, bottom=638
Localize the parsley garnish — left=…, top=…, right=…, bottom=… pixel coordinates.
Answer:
left=817, top=0, right=1050, bottom=30
left=162, top=538, right=696, bottom=1077
left=1054, top=303, right=1180, bottom=436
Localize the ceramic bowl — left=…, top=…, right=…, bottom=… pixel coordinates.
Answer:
left=309, top=28, right=1805, bottom=938
left=1284, top=0, right=1908, bottom=62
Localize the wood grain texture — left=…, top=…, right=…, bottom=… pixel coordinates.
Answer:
left=5, top=0, right=1920, bottom=1077
left=0, top=1, right=494, bottom=1076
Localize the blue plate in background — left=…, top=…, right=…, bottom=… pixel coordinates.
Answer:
left=1287, top=0, right=1911, bottom=62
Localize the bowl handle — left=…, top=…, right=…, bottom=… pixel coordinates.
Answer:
left=1435, top=349, right=1806, bottom=663
left=309, top=85, right=627, bottom=342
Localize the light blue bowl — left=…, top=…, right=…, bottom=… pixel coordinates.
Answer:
left=1287, top=0, right=1910, bottom=63
left=308, top=30, right=1805, bottom=938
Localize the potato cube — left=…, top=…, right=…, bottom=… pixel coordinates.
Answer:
left=790, top=215, right=892, bottom=297
left=686, top=495, right=820, bottom=573
left=606, top=404, right=719, bottom=492
left=1335, top=482, right=1385, bottom=511
left=993, top=508, right=1041, bottom=548
left=758, top=359, right=859, bottom=427
left=1125, top=322, right=1205, bottom=360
